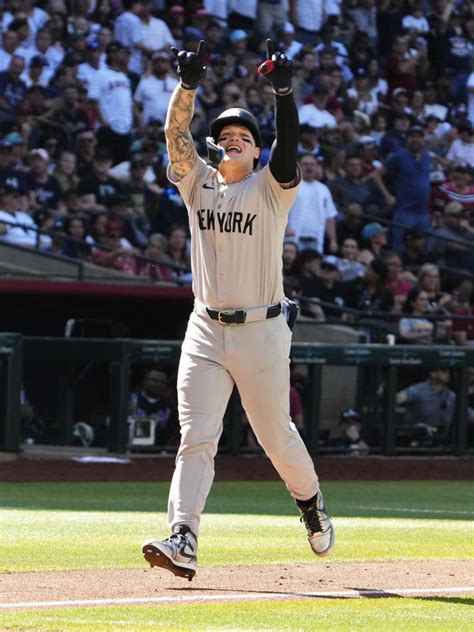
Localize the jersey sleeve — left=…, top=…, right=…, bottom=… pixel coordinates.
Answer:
left=258, top=163, right=301, bottom=217
left=167, top=155, right=213, bottom=210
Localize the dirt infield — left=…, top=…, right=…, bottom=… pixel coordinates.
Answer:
left=1, top=561, right=473, bottom=609
left=1, top=454, right=472, bottom=610
left=1, top=453, right=473, bottom=483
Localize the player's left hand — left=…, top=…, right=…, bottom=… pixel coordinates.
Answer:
left=257, top=39, right=294, bottom=96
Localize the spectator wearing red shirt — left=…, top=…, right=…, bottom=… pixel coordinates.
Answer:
left=452, top=280, right=474, bottom=347
left=432, top=163, right=474, bottom=215
left=385, top=35, right=427, bottom=95
left=383, top=250, right=414, bottom=313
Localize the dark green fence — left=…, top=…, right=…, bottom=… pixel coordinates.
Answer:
left=0, top=335, right=473, bottom=455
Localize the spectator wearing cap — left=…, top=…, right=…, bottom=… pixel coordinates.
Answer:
left=26, top=148, right=64, bottom=214
left=300, top=254, right=347, bottom=321
left=400, top=228, right=431, bottom=275
left=430, top=201, right=474, bottom=272
left=133, top=50, right=178, bottom=128
left=287, top=153, right=338, bottom=255
left=3, top=132, right=26, bottom=168
left=358, top=222, right=388, bottom=265
left=79, top=147, right=123, bottom=207
left=433, top=163, right=474, bottom=215
left=0, top=179, right=38, bottom=248
left=422, top=82, right=448, bottom=122
left=228, top=29, right=248, bottom=57
left=114, top=0, right=152, bottom=75
left=20, top=55, right=52, bottom=88
left=77, top=39, right=103, bottom=93
left=89, top=216, right=137, bottom=275
left=276, top=22, right=303, bottom=60
left=140, top=0, right=176, bottom=54
left=0, top=55, right=27, bottom=132
left=379, top=111, right=411, bottom=157
left=336, top=408, right=369, bottom=455
left=446, top=122, right=474, bottom=168
left=297, top=123, right=320, bottom=157
left=0, top=29, right=18, bottom=72
left=315, top=23, right=350, bottom=74
left=87, top=41, right=132, bottom=164
left=108, top=149, right=157, bottom=186
left=298, top=84, right=337, bottom=130
left=376, top=125, right=432, bottom=251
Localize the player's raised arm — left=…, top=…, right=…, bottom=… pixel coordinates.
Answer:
left=165, top=40, right=207, bottom=180
left=258, top=39, right=299, bottom=189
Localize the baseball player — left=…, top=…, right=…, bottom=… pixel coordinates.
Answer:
left=142, top=39, right=335, bottom=581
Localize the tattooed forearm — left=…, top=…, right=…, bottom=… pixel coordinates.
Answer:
left=165, top=85, right=198, bottom=179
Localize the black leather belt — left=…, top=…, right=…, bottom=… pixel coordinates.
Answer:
left=206, top=303, right=281, bottom=324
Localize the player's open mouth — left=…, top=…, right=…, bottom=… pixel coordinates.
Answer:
left=226, top=146, right=242, bottom=154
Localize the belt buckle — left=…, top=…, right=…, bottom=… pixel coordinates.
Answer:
left=217, top=310, right=231, bottom=324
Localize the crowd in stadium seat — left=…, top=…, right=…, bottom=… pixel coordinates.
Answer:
left=0, top=0, right=473, bottom=343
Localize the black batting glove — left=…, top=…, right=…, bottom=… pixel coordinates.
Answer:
left=171, top=40, right=207, bottom=90
left=257, top=39, right=294, bottom=96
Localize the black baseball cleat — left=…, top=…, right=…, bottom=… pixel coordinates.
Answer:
left=142, top=525, right=197, bottom=581
left=296, top=490, right=335, bottom=557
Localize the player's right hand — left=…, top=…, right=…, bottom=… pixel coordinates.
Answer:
left=258, top=39, right=294, bottom=96
left=171, top=40, right=207, bottom=90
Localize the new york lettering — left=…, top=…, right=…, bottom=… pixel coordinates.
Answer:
left=197, top=209, right=257, bottom=235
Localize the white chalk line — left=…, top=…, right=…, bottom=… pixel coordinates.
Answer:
left=1, top=586, right=473, bottom=610
left=351, top=506, right=474, bottom=516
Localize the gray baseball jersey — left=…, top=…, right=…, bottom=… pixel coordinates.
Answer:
left=168, top=156, right=295, bottom=308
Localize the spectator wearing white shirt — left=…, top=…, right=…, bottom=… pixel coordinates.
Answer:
left=15, top=28, right=63, bottom=73
left=77, top=39, right=102, bottom=92
left=446, top=121, right=474, bottom=168
left=0, top=29, right=18, bottom=72
left=276, top=22, right=303, bottom=60
left=0, top=179, right=38, bottom=248
left=401, top=0, right=429, bottom=35
left=20, top=55, right=52, bottom=88
left=291, top=0, right=326, bottom=44
left=140, top=1, right=176, bottom=52
left=467, top=72, right=474, bottom=126
left=298, top=84, right=337, bottom=130
left=133, top=50, right=178, bottom=127
left=88, top=41, right=133, bottom=165
left=287, top=153, right=338, bottom=254
left=114, top=0, right=152, bottom=75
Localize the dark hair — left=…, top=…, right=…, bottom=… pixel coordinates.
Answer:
left=403, top=286, right=426, bottom=314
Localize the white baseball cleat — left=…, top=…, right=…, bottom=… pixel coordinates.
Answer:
left=296, top=490, right=335, bottom=557
left=142, top=525, right=197, bottom=581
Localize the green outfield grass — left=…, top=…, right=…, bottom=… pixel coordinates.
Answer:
left=0, top=480, right=473, bottom=630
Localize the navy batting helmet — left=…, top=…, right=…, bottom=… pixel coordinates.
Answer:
left=210, top=108, right=262, bottom=167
